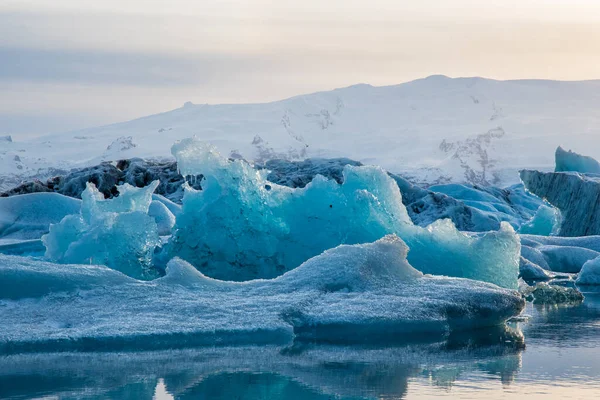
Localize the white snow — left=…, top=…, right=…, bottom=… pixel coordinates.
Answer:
left=3, top=76, right=600, bottom=190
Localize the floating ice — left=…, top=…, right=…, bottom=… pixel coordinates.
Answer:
left=520, top=169, right=600, bottom=236
left=520, top=234, right=600, bottom=274
left=0, top=235, right=524, bottom=352
left=577, top=257, right=600, bottom=285
left=518, top=205, right=561, bottom=236
left=429, top=183, right=544, bottom=232
left=555, top=146, right=600, bottom=174
left=166, top=138, right=520, bottom=288
left=0, top=193, right=80, bottom=241
left=42, top=181, right=161, bottom=280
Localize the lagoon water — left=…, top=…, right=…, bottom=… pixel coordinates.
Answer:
left=2, top=291, right=600, bottom=400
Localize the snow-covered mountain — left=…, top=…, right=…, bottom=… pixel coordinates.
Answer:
left=3, top=75, right=600, bottom=191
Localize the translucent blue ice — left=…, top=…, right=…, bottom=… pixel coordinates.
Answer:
left=165, top=138, right=520, bottom=288
left=555, top=146, right=600, bottom=174
left=42, top=181, right=161, bottom=280
left=518, top=205, right=561, bottom=236
left=0, top=193, right=80, bottom=241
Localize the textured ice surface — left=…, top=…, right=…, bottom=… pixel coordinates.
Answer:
left=520, top=235, right=600, bottom=274
left=166, top=139, right=520, bottom=288
left=0, top=193, right=80, bottom=241
left=149, top=200, right=176, bottom=235
left=264, top=157, right=542, bottom=233
left=577, top=257, right=600, bottom=285
left=518, top=205, right=561, bottom=236
left=519, top=256, right=552, bottom=281
left=429, top=183, right=545, bottom=232
left=555, top=146, right=600, bottom=174
left=0, top=235, right=524, bottom=352
left=520, top=169, right=600, bottom=236
left=42, top=181, right=161, bottom=279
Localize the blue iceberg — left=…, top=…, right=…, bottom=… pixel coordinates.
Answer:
left=165, top=139, right=520, bottom=288
left=42, top=181, right=161, bottom=280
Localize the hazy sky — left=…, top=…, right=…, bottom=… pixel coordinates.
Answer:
left=2, top=0, right=600, bottom=135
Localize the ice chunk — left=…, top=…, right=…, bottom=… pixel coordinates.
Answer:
left=166, top=139, right=520, bottom=288
left=520, top=169, right=600, bottom=236
left=0, top=255, right=131, bottom=300
left=148, top=200, right=176, bottom=235
left=0, top=193, right=81, bottom=241
left=42, top=181, right=161, bottom=280
left=429, top=183, right=545, bottom=232
left=519, top=234, right=600, bottom=276
left=518, top=205, right=561, bottom=236
left=555, top=146, right=600, bottom=174
left=0, top=235, right=525, bottom=351
left=519, top=256, right=551, bottom=281
left=577, top=257, right=600, bottom=285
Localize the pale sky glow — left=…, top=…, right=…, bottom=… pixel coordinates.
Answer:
left=1, top=0, right=600, bottom=135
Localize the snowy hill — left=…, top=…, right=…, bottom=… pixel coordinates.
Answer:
left=3, top=75, right=600, bottom=191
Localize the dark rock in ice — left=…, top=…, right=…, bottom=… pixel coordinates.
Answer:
left=0, top=159, right=202, bottom=202
left=520, top=281, right=584, bottom=304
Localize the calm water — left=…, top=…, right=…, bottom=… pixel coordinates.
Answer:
left=3, top=292, right=600, bottom=399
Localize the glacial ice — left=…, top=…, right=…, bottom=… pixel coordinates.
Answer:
left=428, top=183, right=545, bottom=232
left=42, top=181, right=161, bottom=280
left=0, top=193, right=80, bottom=241
left=263, top=157, right=542, bottom=233
left=518, top=205, right=561, bottom=236
left=519, top=234, right=600, bottom=274
left=577, top=257, right=600, bottom=285
left=166, top=139, right=520, bottom=288
left=149, top=200, right=176, bottom=235
left=520, top=169, right=600, bottom=236
left=555, top=146, right=600, bottom=174
left=0, top=235, right=525, bottom=352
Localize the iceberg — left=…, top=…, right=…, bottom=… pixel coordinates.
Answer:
left=0, top=235, right=525, bottom=352
left=428, top=183, right=545, bottom=232
left=577, top=257, right=600, bottom=285
left=519, top=234, right=600, bottom=275
left=555, top=146, right=600, bottom=174
left=42, top=181, right=161, bottom=280
left=520, top=169, right=600, bottom=236
left=264, top=158, right=543, bottom=232
left=518, top=204, right=561, bottom=236
left=0, top=193, right=80, bottom=241
left=165, top=139, right=520, bottom=288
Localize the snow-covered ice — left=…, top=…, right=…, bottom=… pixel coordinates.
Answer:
left=0, top=193, right=81, bottom=241
left=0, top=235, right=524, bottom=352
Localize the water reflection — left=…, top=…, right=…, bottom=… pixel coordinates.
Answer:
left=5, top=296, right=600, bottom=399
left=0, top=325, right=523, bottom=400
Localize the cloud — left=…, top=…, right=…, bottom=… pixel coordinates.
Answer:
left=0, top=46, right=275, bottom=87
